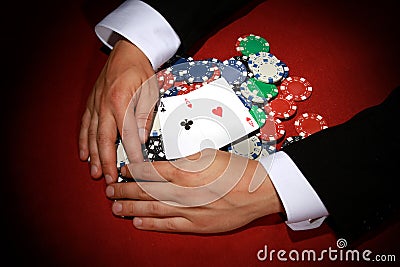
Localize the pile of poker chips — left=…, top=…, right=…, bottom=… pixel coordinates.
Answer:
left=115, top=33, right=329, bottom=179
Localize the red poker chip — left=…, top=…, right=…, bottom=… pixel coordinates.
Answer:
left=176, top=83, right=194, bottom=95
left=206, top=65, right=221, bottom=83
left=264, top=95, right=297, bottom=120
left=157, top=67, right=175, bottom=93
left=294, top=112, right=328, bottom=137
left=279, top=76, right=313, bottom=101
left=234, top=33, right=252, bottom=54
left=258, top=117, right=286, bottom=142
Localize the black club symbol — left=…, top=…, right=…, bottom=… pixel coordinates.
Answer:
left=180, top=119, right=193, bottom=130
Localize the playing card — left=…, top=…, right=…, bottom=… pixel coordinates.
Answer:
left=158, top=78, right=259, bottom=159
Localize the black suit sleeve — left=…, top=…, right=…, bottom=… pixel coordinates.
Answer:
left=281, top=87, right=400, bottom=243
left=142, top=0, right=263, bottom=53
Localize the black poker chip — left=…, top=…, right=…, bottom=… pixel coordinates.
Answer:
left=281, top=135, right=305, bottom=148
left=146, top=135, right=167, bottom=161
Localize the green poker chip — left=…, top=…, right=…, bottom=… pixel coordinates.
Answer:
left=249, top=105, right=267, bottom=127
left=252, top=79, right=279, bottom=100
left=236, top=34, right=270, bottom=56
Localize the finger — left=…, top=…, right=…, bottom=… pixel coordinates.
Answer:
left=112, top=200, right=185, bottom=218
left=133, top=216, right=193, bottom=233
left=106, top=182, right=155, bottom=200
left=106, top=180, right=183, bottom=202
left=88, top=111, right=102, bottom=179
left=97, top=113, right=119, bottom=184
left=120, top=95, right=144, bottom=163
left=123, top=161, right=175, bottom=182
left=78, top=108, right=91, bottom=161
left=134, top=75, right=159, bottom=143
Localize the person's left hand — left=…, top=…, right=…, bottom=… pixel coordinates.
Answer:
left=105, top=148, right=283, bottom=233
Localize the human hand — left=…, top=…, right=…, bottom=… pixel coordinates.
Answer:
left=105, top=148, right=284, bottom=233
left=79, top=39, right=159, bottom=183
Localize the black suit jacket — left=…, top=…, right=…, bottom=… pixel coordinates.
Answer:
left=142, top=0, right=399, bottom=243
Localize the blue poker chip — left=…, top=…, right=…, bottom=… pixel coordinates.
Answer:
left=173, top=60, right=217, bottom=83
left=216, top=58, right=249, bottom=85
left=162, top=86, right=179, bottom=97
left=228, top=135, right=262, bottom=159
left=278, top=61, right=290, bottom=79
left=261, top=141, right=278, bottom=154
left=172, top=56, right=193, bottom=66
left=235, top=91, right=253, bottom=109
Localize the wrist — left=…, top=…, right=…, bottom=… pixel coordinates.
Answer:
left=247, top=161, right=284, bottom=220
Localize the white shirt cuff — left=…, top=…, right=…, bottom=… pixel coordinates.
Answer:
left=94, top=0, right=181, bottom=70
left=259, top=151, right=329, bottom=230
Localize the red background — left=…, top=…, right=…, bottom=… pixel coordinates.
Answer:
left=4, top=0, right=399, bottom=266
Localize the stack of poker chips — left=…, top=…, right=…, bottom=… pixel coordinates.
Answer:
left=116, top=33, right=329, bottom=181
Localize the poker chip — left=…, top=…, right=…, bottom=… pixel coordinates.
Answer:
left=156, top=67, right=175, bottom=93
left=176, top=60, right=218, bottom=83
left=162, top=86, right=180, bottom=97
left=150, top=112, right=162, bottom=137
left=248, top=52, right=285, bottom=84
left=176, top=83, right=195, bottom=95
left=171, top=59, right=193, bottom=82
left=228, top=135, right=262, bottom=160
left=217, top=57, right=249, bottom=85
left=281, top=135, right=305, bottom=148
left=240, top=78, right=267, bottom=104
left=258, top=117, right=286, bottom=142
left=294, top=112, right=328, bottom=137
left=236, top=91, right=253, bottom=109
left=280, top=61, right=290, bottom=79
left=252, top=79, right=279, bottom=100
left=207, top=64, right=221, bottom=83
left=249, top=105, right=267, bottom=127
left=265, top=95, right=297, bottom=120
left=280, top=76, right=313, bottom=101
left=236, top=34, right=270, bottom=56
left=146, top=136, right=166, bottom=161
left=116, top=139, right=129, bottom=168
left=262, top=142, right=278, bottom=154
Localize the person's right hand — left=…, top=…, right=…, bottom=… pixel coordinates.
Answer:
left=79, top=39, right=159, bottom=184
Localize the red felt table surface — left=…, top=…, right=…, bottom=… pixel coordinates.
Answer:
left=4, top=0, right=400, bottom=266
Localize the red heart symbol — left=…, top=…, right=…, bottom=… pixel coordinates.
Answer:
left=212, top=106, right=223, bottom=117
left=246, top=117, right=254, bottom=127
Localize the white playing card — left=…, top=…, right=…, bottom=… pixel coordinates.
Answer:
left=158, top=77, right=259, bottom=159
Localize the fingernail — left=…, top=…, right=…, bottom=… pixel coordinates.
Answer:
left=112, top=202, right=122, bottom=213
left=105, top=186, right=114, bottom=197
left=133, top=217, right=142, bottom=227
left=79, top=150, right=85, bottom=159
left=105, top=174, right=113, bottom=184
left=90, top=164, right=98, bottom=176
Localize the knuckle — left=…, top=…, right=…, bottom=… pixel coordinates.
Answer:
left=126, top=202, right=135, bottom=215
left=96, top=131, right=111, bottom=145
left=88, top=127, right=97, bottom=139
left=148, top=201, right=162, bottom=216
left=165, top=219, right=177, bottom=231
left=115, top=184, right=127, bottom=198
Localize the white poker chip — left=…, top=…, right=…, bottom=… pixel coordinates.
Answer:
left=228, top=135, right=262, bottom=159
left=255, top=148, right=270, bottom=161
left=239, top=79, right=267, bottom=104
left=150, top=111, right=162, bottom=137
left=248, top=52, right=284, bottom=84
left=116, top=140, right=129, bottom=168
